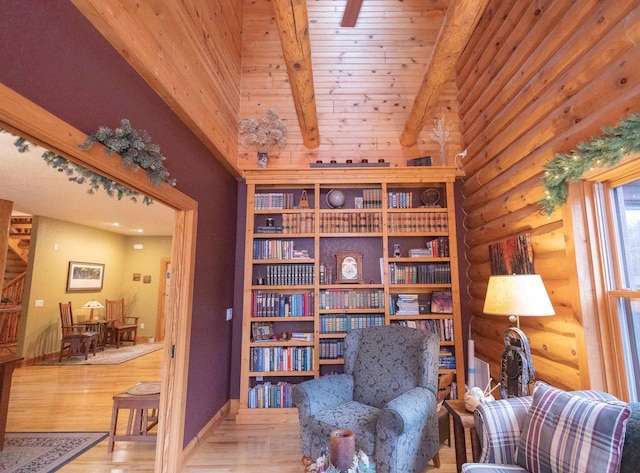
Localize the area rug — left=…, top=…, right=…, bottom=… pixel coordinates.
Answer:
left=36, top=342, right=163, bottom=366
left=0, top=431, right=107, bottom=472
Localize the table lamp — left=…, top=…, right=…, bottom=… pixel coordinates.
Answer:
left=82, top=299, right=104, bottom=321
left=483, top=274, right=555, bottom=398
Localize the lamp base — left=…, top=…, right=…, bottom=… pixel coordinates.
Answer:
left=500, top=327, right=535, bottom=399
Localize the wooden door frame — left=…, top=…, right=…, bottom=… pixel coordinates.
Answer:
left=156, top=257, right=171, bottom=342
left=0, top=83, right=196, bottom=473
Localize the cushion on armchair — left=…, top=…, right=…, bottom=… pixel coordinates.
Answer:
left=515, top=382, right=630, bottom=473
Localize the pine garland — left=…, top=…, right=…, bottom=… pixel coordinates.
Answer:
left=79, top=118, right=176, bottom=187
left=0, top=127, right=152, bottom=205
left=41, top=150, right=152, bottom=204
left=540, top=113, right=640, bottom=215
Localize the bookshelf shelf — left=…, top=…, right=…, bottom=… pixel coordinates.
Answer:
left=248, top=371, right=315, bottom=377
left=238, top=169, right=465, bottom=423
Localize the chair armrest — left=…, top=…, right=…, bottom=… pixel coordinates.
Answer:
left=124, top=316, right=139, bottom=324
left=378, top=386, right=436, bottom=436
left=474, top=396, right=533, bottom=464
left=293, top=374, right=354, bottom=417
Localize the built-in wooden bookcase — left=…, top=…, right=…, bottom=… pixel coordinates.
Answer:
left=237, top=168, right=465, bottom=424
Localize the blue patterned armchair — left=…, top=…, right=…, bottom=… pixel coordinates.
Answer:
left=292, top=325, right=441, bottom=473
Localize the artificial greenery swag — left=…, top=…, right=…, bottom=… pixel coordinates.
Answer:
left=540, top=113, right=640, bottom=216
left=0, top=127, right=151, bottom=205
left=79, top=118, right=176, bottom=188
left=1, top=119, right=175, bottom=204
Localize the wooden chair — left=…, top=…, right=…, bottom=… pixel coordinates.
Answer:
left=105, top=299, right=139, bottom=348
left=59, top=302, right=98, bottom=361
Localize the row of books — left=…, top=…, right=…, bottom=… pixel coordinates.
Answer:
left=439, top=347, right=456, bottom=369
left=260, top=264, right=315, bottom=286
left=249, top=346, right=314, bottom=372
left=319, top=212, right=383, bottom=233
left=388, top=263, right=451, bottom=284
left=391, top=319, right=455, bottom=342
left=247, top=382, right=294, bottom=409
left=388, top=192, right=415, bottom=208
left=426, top=236, right=450, bottom=257
left=360, top=188, right=383, bottom=208
left=255, top=213, right=315, bottom=234
left=387, top=212, right=448, bottom=233
left=319, top=289, right=385, bottom=310
left=319, top=339, right=345, bottom=360
left=319, top=314, right=385, bottom=333
left=251, top=291, right=314, bottom=317
left=253, top=240, right=310, bottom=260
left=254, top=192, right=296, bottom=210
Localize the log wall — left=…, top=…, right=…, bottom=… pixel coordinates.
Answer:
left=457, top=0, right=640, bottom=391
left=239, top=0, right=459, bottom=168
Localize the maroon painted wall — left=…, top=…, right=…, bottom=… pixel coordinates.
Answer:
left=0, top=1, right=237, bottom=445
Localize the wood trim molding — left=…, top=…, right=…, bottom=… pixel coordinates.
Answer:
left=0, top=83, right=198, bottom=473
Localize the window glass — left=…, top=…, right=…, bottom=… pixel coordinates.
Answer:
left=612, top=180, right=640, bottom=289
left=602, top=178, right=640, bottom=401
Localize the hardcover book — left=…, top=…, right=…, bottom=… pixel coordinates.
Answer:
left=430, top=291, right=453, bottom=314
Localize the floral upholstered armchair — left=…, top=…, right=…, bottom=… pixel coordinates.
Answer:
left=292, top=325, right=441, bottom=473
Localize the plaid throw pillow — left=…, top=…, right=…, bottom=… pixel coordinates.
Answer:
left=516, top=382, right=629, bottom=473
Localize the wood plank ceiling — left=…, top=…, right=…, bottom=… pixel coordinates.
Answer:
left=73, top=0, right=488, bottom=176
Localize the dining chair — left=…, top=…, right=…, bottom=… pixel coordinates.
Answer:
left=59, top=302, right=98, bottom=361
left=105, top=298, right=139, bottom=348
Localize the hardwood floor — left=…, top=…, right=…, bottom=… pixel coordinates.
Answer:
left=7, top=349, right=465, bottom=472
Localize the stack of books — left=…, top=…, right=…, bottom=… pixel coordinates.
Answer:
left=395, top=294, right=420, bottom=315
left=409, top=248, right=432, bottom=257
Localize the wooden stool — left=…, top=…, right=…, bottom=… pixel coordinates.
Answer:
left=108, top=381, right=160, bottom=452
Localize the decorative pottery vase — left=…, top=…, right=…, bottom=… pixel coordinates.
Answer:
left=257, top=151, right=268, bottom=168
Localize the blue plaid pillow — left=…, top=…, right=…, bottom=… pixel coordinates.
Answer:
left=515, top=382, right=630, bottom=473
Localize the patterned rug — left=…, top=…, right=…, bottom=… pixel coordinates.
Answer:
left=36, top=342, right=163, bottom=365
left=0, top=432, right=108, bottom=472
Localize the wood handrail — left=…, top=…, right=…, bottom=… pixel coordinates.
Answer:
left=1, top=271, right=26, bottom=307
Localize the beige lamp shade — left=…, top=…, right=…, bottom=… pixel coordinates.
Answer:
left=483, top=274, right=555, bottom=327
left=82, top=300, right=104, bottom=310
left=82, top=299, right=104, bottom=321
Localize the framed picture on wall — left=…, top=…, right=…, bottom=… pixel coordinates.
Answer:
left=66, top=261, right=105, bottom=291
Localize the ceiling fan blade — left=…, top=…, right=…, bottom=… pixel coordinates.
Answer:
left=341, top=0, right=363, bottom=27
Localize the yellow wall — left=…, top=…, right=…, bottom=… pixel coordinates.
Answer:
left=19, top=216, right=171, bottom=359
left=122, top=235, right=173, bottom=341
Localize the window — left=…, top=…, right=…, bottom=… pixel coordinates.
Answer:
left=594, top=176, right=640, bottom=402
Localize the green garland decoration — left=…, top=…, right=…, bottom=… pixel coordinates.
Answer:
left=540, top=113, right=640, bottom=216
left=79, top=118, right=176, bottom=188
left=0, top=128, right=151, bottom=205
left=41, top=150, right=152, bottom=204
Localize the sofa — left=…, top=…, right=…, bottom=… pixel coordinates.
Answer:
left=462, top=382, right=640, bottom=473
left=292, top=325, right=441, bottom=473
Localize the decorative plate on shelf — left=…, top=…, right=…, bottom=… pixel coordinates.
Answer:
left=421, top=187, right=441, bottom=206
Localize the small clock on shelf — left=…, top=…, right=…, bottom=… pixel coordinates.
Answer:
left=335, top=251, right=364, bottom=284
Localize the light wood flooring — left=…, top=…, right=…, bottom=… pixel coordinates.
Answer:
left=7, top=349, right=466, bottom=472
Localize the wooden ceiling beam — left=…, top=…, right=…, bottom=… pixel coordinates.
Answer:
left=400, top=0, right=490, bottom=147
left=272, top=0, right=320, bottom=149
left=341, top=0, right=364, bottom=27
